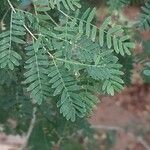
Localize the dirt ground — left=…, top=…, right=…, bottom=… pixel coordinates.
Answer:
left=90, top=84, right=150, bottom=150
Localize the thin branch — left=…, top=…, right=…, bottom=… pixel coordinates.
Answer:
left=55, top=57, right=106, bottom=68
left=7, top=0, right=54, bottom=60
left=19, top=107, right=37, bottom=150
left=45, top=12, right=59, bottom=26
left=7, top=0, right=36, bottom=39
left=91, top=125, right=123, bottom=131
left=6, top=0, right=106, bottom=63
left=23, top=25, right=36, bottom=39
left=7, top=0, right=16, bottom=12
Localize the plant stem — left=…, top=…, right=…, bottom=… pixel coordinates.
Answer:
left=7, top=0, right=16, bottom=12
left=19, top=107, right=37, bottom=150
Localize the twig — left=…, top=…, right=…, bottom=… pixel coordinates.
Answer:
left=7, top=0, right=54, bottom=59
left=91, top=124, right=123, bottom=131
left=23, top=25, right=36, bottom=39
left=19, top=107, right=37, bottom=150
left=45, top=12, right=59, bottom=26
left=7, top=0, right=16, bottom=12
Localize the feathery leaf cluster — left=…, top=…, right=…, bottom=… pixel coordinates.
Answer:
left=107, top=0, right=130, bottom=11
left=137, top=1, right=150, bottom=31
left=33, top=0, right=81, bottom=12
left=0, top=0, right=135, bottom=121
left=144, top=62, right=150, bottom=76
left=137, top=2, right=150, bottom=80
left=0, top=10, right=24, bottom=70
left=24, top=41, right=50, bottom=104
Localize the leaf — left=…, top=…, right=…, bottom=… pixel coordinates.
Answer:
left=48, top=0, right=81, bottom=10
left=87, top=8, right=96, bottom=23
left=99, top=17, right=111, bottom=47
left=144, top=70, right=150, bottom=76
left=24, top=42, right=50, bottom=104
left=137, top=1, right=150, bottom=31
left=0, top=10, right=25, bottom=69
left=49, top=65, right=86, bottom=121
left=91, top=26, right=97, bottom=42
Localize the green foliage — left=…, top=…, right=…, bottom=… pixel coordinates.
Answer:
left=107, top=0, right=130, bottom=11
left=107, top=0, right=145, bottom=11
left=0, top=10, right=24, bottom=70
left=0, top=0, right=145, bottom=149
left=24, top=41, right=50, bottom=104
left=33, top=0, right=81, bottom=12
left=29, top=115, right=95, bottom=150
left=0, top=68, right=17, bottom=86
left=53, top=9, right=135, bottom=56
left=144, top=62, right=150, bottom=76
left=118, top=55, right=133, bottom=85
left=49, top=65, right=86, bottom=121
left=137, top=1, right=150, bottom=31
left=0, top=80, right=96, bottom=149
left=136, top=1, right=150, bottom=80
left=140, top=40, right=150, bottom=79
left=99, top=17, right=135, bottom=56
left=0, top=0, right=135, bottom=122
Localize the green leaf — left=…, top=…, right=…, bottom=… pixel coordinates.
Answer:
left=24, top=42, right=50, bottom=104
left=87, top=8, right=96, bottom=23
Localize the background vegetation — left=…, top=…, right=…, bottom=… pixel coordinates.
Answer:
left=0, top=0, right=150, bottom=149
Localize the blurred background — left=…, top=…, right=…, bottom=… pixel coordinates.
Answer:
left=0, top=0, right=150, bottom=150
